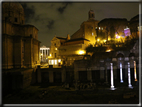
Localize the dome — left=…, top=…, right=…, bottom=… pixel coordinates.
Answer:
left=2, top=2, right=24, bottom=12
left=2, top=2, right=25, bottom=24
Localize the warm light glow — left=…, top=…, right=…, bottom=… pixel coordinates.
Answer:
left=78, top=50, right=85, bottom=55
left=50, top=54, right=51, bottom=56
left=51, top=60, right=54, bottom=65
left=55, top=48, right=57, bottom=50
left=134, top=61, right=137, bottom=81
left=55, top=60, right=57, bottom=65
left=58, top=59, right=61, bottom=62
left=108, top=37, right=111, bottom=40
left=97, top=39, right=100, bottom=41
left=103, top=40, right=107, bottom=42
left=118, top=36, right=120, bottom=39
left=41, top=54, right=43, bottom=56
left=106, top=49, right=111, bottom=52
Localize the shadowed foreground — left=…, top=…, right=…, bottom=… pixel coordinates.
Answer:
left=3, top=83, right=139, bottom=104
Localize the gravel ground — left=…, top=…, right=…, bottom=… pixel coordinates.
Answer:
left=2, top=84, right=139, bottom=104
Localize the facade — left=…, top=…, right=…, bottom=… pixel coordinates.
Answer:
left=48, top=36, right=66, bottom=66
left=2, top=2, right=40, bottom=69
left=40, top=45, right=50, bottom=63
left=48, top=10, right=99, bottom=66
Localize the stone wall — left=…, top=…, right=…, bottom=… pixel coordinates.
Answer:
left=2, top=68, right=36, bottom=95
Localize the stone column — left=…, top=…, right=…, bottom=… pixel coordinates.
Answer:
left=37, top=65, right=41, bottom=83
left=134, top=61, right=138, bottom=81
left=110, top=63, right=115, bottom=90
left=44, top=49, right=46, bottom=62
left=74, top=68, right=79, bottom=82
left=128, top=62, right=133, bottom=88
left=87, top=68, right=92, bottom=82
left=42, top=49, right=43, bottom=62
left=62, top=67, right=66, bottom=82
left=120, top=62, right=123, bottom=83
left=100, top=67, right=104, bottom=80
left=105, top=64, right=108, bottom=83
left=49, top=65, right=54, bottom=83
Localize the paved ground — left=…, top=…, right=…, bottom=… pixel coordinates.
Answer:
left=2, top=83, right=139, bottom=104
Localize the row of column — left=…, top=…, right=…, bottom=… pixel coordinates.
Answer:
left=40, top=49, right=49, bottom=62
left=111, top=61, right=138, bottom=90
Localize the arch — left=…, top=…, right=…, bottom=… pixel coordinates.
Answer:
left=116, top=53, right=124, bottom=58
left=129, top=53, right=135, bottom=57
left=116, top=51, right=125, bottom=57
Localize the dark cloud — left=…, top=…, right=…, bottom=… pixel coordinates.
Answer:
left=57, top=3, right=71, bottom=14
left=20, top=3, right=139, bottom=47
left=21, top=3, right=35, bottom=22
left=46, top=20, right=54, bottom=30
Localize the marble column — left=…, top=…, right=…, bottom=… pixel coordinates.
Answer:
left=134, top=61, right=138, bottom=81
left=120, top=62, right=123, bottom=83
left=128, top=62, right=133, bottom=88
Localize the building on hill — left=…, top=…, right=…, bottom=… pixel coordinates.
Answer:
left=129, top=14, right=139, bottom=38
left=2, top=2, right=41, bottom=69
left=71, top=9, right=99, bottom=45
left=98, top=18, right=128, bottom=43
left=48, top=10, right=100, bottom=66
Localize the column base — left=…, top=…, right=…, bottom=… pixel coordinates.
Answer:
left=128, top=84, right=133, bottom=89
left=110, top=86, right=116, bottom=90
left=120, top=80, right=124, bottom=83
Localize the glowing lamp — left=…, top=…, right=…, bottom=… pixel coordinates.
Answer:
left=78, top=50, right=85, bottom=55
left=41, top=54, right=43, bottom=56
left=55, top=48, right=57, bottom=50
left=106, top=49, right=111, bottom=52
left=58, top=59, right=61, bottom=62
left=103, top=40, right=107, bottom=42
left=97, top=39, right=100, bottom=41
left=50, top=54, right=51, bottom=56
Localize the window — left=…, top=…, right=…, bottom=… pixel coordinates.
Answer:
left=15, top=18, right=17, bottom=22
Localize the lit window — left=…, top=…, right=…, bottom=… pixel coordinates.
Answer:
left=51, top=60, right=54, bottom=65
left=55, top=60, right=57, bottom=65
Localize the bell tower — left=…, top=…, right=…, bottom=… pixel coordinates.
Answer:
left=88, top=9, right=95, bottom=20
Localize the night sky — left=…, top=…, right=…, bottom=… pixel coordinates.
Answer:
left=21, top=2, right=139, bottom=47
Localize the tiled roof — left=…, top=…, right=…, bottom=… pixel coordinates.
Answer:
left=56, top=37, right=67, bottom=40
left=65, top=38, right=90, bottom=42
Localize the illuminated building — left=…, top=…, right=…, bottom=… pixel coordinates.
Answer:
left=48, top=36, right=66, bottom=66
left=49, top=10, right=98, bottom=66
left=2, top=2, right=40, bottom=69
left=71, top=9, right=99, bottom=44
left=129, top=14, right=139, bottom=38
left=40, top=45, right=50, bottom=63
